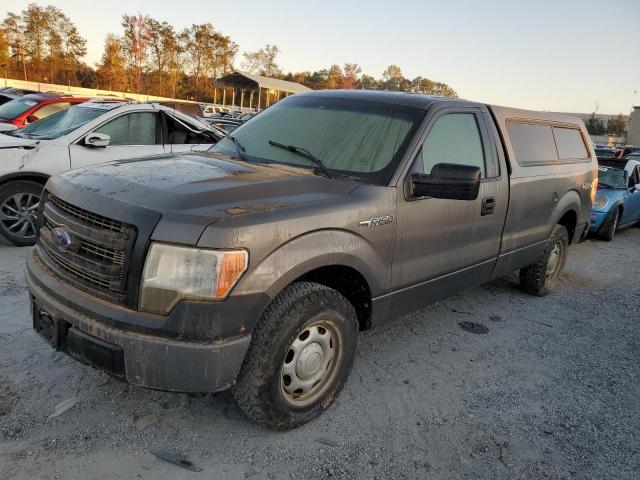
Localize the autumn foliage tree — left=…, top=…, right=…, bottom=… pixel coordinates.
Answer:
left=1, top=5, right=458, bottom=101
left=95, top=34, right=127, bottom=91
left=1, top=3, right=86, bottom=84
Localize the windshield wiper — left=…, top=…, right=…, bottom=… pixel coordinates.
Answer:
left=228, top=134, right=246, bottom=162
left=598, top=182, right=616, bottom=188
left=268, top=140, right=333, bottom=179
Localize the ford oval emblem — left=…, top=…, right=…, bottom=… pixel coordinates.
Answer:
left=51, top=226, right=79, bottom=251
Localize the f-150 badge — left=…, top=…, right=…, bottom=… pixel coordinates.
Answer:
left=359, top=215, right=394, bottom=227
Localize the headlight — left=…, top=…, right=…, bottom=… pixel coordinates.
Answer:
left=140, top=243, right=248, bottom=315
left=592, top=194, right=609, bottom=210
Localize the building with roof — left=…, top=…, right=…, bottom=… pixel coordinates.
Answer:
left=627, top=106, right=640, bottom=146
left=214, top=71, right=311, bottom=111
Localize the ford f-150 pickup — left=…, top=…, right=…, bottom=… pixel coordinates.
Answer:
left=26, top=90, right=597, bottom=429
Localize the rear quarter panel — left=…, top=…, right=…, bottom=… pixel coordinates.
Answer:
left=490, top=106, right=597, bottom=253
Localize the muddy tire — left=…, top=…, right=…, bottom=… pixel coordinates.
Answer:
left=599, top=207, right=620, bottom=241
left=233, top=281, right=358, bottom=430
left=0, top=180, right=43, bottom=246
left=519, top=224, right=569, bottom=296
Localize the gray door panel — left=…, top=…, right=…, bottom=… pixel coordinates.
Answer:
left=392, top=108, right=509, bottom=291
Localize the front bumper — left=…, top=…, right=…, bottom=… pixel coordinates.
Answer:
left=589, top=211, right=607, bottom=232
left=26, top=250, right=251, bottom=393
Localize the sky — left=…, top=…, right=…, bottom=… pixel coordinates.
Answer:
left=3, top=0, right=639, bottom=114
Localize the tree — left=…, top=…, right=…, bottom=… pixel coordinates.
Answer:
left=431, top=81, right=457, bottom=97
left=96, top=34, right=127, bottom=91
left=360, top=74, right=380, bottom=90
left=147, top=19, right=178, bottom=96
left=585, top=113, right=605, bottom=136
left=2, top=12, right=27, bottom=79
left=121, top=14, right=151, bottom=93
left=606, top=114, right=627, bottom=137
left=0, top=28, right=9, bottom=78
left=241, top=44, right=280, bottom=77
left=339, top=63, right=361, bottom=89
left=44, top=6, right=86, bottom=85
left=325, top=64, right=342, bottom=89
left=22, top=3, right=48, bottom=81
left=382, top=64, right=404, bottom=90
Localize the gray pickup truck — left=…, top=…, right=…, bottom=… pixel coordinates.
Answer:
left=26, top=91, right=597, bottom=429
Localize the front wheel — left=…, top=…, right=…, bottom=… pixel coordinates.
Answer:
left=233, top=282, right=358, bottom=430
left=599, top=207, right=620, bottom=241
left=519, top=224, right=569, bottom=296
left=0, top=180, right=43, bottom=246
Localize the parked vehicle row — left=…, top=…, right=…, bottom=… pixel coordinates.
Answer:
left=0, top=101, right=223, bottom=245
left=23, top=90, right=598, bottom=430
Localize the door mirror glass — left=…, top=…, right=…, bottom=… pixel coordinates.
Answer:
left=419, top=113, right=486, bottom=177
left=410, top=163, right=481, bottom=200
left=84, top=132, right=110, bottom=148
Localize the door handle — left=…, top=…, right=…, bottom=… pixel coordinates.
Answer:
left=481, top=197, right=496, bottom=216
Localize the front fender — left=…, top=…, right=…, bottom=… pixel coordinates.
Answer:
left=234, top=228, right=387, bottom=300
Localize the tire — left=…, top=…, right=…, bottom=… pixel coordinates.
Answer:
left=519, top=224, right=569, bottom=296
left=598, top=207, right=620, bottom=241
left=233, top=281, right=358, bottom=430
left=0, top=180, right=43, bottom=246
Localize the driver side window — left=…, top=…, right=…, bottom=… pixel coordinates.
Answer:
left=94, top=112, right=157, bottom=146
left=417, top=113, right=486, bottom=177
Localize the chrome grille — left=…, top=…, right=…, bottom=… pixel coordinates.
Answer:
left=49, top=195, right=125, bottom=233
left=37, top=195, right=136, bottom=300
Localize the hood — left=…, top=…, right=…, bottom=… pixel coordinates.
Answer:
left=55, top=152, right=359, bottom=243
left=0, top=132, right=39, bottom=149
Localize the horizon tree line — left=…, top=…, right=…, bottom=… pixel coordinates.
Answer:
left=0, top=3, right=459, bottom=103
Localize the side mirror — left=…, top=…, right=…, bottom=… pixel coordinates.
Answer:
left=25, top=114, right=39, bottom=124
left=410, top=163, right=481, bottom=200
left=84, top=132, right=110, bottom=148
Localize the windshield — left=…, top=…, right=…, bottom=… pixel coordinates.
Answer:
left=598, top=166, right=626, bottom=187
left=209, top=95, right=424, bottom=184
left=12, top=105, right=110, bottom=139
left=0, top=97, right=39, bottom=120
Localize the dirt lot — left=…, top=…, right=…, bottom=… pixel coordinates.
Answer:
left=1, top=230, right=639, bottom=480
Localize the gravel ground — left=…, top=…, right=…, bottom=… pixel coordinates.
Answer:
left=1, top=230, right=639, bottom=480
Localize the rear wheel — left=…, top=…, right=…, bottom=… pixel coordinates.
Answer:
left=0, top=180, right=43, bottom=246
left=233, top=282, right=358, bottom=430
left=519, top=224, right=569, bottom=296
left=598, top=207, right=620, bottom=241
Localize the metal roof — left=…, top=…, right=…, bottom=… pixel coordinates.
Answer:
left=215, top=71, right=311, bottom=94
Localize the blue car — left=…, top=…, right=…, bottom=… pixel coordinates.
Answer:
left=589, top=159, right=640, bottom=240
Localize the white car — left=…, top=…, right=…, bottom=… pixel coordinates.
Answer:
left=202, top=105, right=232, bottom=117
left=0, top=101, right=222, bottom=245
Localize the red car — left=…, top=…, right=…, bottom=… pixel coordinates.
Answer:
left=0, top=93, right=89, bottom=128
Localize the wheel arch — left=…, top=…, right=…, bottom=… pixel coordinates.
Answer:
left=237, top=229, right=384, bottom=331
left=551, top=190, right=581, bottom=244
left=0, top=171, right=50, bottom=188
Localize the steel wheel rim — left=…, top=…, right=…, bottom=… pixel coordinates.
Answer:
left=280, top=317, right=343, bottom=407
left=0, top=192, right=39, bottom=239
left=545, top=241, right=564, bottom=280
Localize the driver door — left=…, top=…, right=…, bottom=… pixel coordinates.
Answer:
left=392, top=108, right=508, bottom=300
left=69, top=111, right=165, bottom=169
